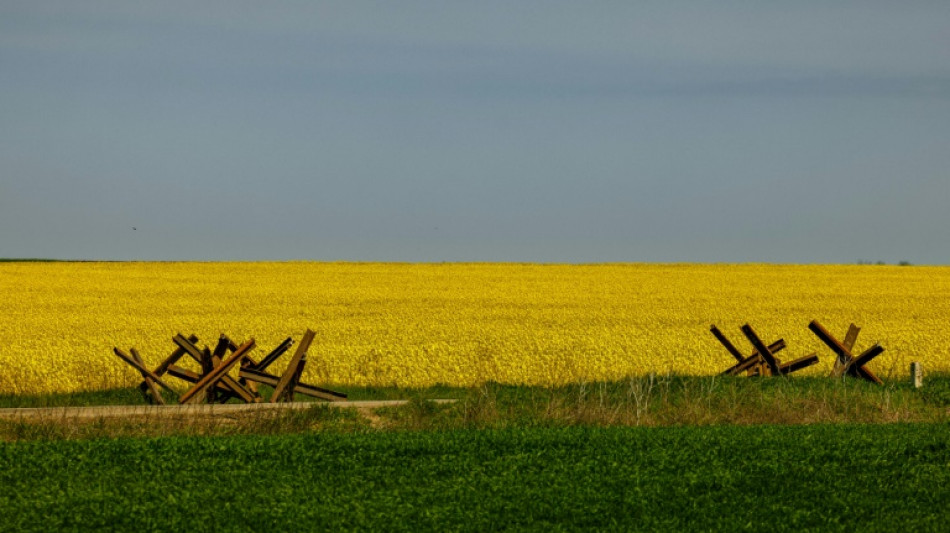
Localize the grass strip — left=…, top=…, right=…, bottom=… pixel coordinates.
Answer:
left=3, top=375, right=950, bottom=437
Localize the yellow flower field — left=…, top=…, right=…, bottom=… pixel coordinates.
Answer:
left=1, top=262, right=949, bottom=395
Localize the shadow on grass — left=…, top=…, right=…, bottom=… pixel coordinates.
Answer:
left=3, top=374, right=949, bottom=441
left=0, top=388, right=147, bottom=408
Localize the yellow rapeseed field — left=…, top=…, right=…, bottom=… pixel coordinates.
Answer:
left=1, top=262, right=949, bottom=395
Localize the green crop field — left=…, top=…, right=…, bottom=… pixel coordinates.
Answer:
left=3, top=375, right=950, bottom=530
left=1, top=422, right=949, bottom=532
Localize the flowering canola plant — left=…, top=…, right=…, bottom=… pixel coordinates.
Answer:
left=1, top=262, right=949, bottom=394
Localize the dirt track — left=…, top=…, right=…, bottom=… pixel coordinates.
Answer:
left=0, top=399, right=456, bottom=420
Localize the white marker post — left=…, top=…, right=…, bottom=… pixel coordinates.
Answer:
left=910, top=361, right=923, bottom=389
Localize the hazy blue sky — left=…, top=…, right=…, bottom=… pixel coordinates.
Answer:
left=2, top=1, right=948, bottom=263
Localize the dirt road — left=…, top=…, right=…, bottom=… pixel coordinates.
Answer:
left=0, top=399, right=456, bottom=420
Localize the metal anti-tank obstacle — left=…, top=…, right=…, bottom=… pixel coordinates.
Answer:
left=114, top=329, right=347, bottom=404
left=117, top=321, right=890, bottom=401
left=711, top=324, right=819, bottom=377
left=712, top=320, right=887, bottom=384
left=808, top=320, right=885, bottom=385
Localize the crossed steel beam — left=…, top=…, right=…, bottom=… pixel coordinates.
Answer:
left=711, top=324, right=820, bottom=377
left=808, top=320, right=884, bottom=385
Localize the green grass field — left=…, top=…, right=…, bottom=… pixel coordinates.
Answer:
left=2, top=376, right=949, bottom=530
left=1, top=423, right=949, bottom=532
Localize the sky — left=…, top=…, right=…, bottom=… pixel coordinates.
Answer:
left=1, top=1, right=949, bottom=263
